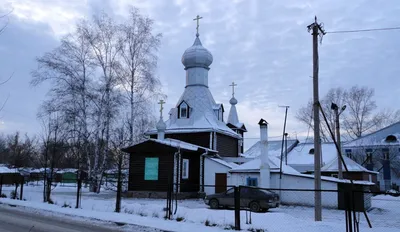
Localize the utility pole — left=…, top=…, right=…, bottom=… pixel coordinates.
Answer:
left=331, top=103, right=346, bottom=179
left=279, top=105, right=289, bottom=178
left=307, top=16, right=325, bottom=222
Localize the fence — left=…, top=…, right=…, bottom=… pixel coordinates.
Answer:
left=0, top=174, right=25, bottom=200
left=161, top=183, right=398, bottom=232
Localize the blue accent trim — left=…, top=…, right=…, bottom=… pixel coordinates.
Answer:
left=246, top=177, right=258, bottom=187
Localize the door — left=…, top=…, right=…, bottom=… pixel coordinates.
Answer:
left=215, top=173, right=227, bottom=193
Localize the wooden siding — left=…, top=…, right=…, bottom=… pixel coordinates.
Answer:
left=217, top=133, right=239, bottom=157
left=127, top=140, right=203, bottom=193
left=165, top=132, right=211, bottom=148
left=180, top=151, right=200, bottom=192
left=128, top=142, right=175, bottom=192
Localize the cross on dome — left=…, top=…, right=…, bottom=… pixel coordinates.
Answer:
left=193, top=15, right=203, bottom=36
left=158, top=99, right=166, bottom=118
left=229, top=81, right=237, bottom=97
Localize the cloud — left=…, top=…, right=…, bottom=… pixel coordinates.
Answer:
left=1, top=0, right=400, bottom=146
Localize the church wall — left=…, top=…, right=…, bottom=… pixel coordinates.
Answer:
left=150, top=132, right=211, bottom=148
left=217, top=133, right=239, bottom=157
left=204, top=158, right=231, bottom=195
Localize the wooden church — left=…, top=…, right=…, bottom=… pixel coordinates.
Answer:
left=122, top=24, right=246, bottom=198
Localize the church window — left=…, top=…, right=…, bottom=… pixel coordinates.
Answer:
left=246, top=177, right=258, bottom=187
left=182, top=159, right=189, bottom=179
left=345, top=149, right=352, bottom=159
left=385, top=135, right=397, bottom=143
left=144, top=157, right=159, bottom=180
left=179, top=101, right=189, bottom=118
left=382, top=148, right=390, bottom=160
left=366, top=149, right=373, bottom=163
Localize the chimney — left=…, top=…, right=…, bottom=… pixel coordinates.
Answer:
left=258, top=118, right=270, bottom=188
left=156, top=118, right=166, bottom=140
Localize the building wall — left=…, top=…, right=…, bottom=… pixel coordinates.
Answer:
left=128, top=142, right=176, bottom=192
left=204, top=158, right=231, bottom=195
left=180, top=152, right=201, bottom=192
left=229, top=172, right=339, bottom=208
left=152, top=133, right=211, bottom=148
left=217, top=133, right=239, bottom=157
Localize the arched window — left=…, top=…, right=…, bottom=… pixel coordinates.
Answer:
left=309, top=148, right=315, bottom=155
left=178, top=101, right=189, bottom=118
left=385, top=135, right=397, bottom=143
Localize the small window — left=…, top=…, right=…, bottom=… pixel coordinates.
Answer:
left=246, top=177, right=258, bottom=187
left=182, top=159, right=189, bottom=179
left=366, top=149, right=373, bottom=162
left=309, top=148, right=315, bottom=155
left=385, top=135, right=397, bottom=142
left=180, top=102, right=188, bottom=118
left=382, top=148, right=390, bottom=160
left=345, top=149, right=352, bottom=159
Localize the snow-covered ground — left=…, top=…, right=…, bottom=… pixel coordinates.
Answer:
left=1, top=183, right=399, bottom=232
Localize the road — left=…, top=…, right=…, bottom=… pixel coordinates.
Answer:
left=0, top=204, right=163, bottom=232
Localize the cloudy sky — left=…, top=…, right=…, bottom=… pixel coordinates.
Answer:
left=0, top=0, right=399, bottom=149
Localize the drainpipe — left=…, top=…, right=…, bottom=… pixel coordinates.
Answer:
left=199, top=150, right=208, bottom=193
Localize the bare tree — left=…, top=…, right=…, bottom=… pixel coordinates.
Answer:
left=297, top=86, right=400, bottom=141
left=117, top=7, right=162, bottom=143
left=296, top=87, right=346, bottom=142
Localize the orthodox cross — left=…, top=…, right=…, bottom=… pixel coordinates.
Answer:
left=158, top=99, right=166, bottom=118
left=193, top=15, right=203, bottom=35
left=229, top=81, right=237, bottom=97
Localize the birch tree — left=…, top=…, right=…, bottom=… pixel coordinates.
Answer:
left=118, top=7, right=162, bottom=143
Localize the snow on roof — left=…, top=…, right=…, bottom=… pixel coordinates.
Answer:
left=147, top=85, right=240, bottom=138
left=230, top=156, right=299, bottom=175
left=56, top=169, right=78, bottom=174
left=284, top=173, right=376, bottom=185
left=149, top=138, right=217, bottom=153
left=287, top=143, right=338, bottom=167
left=344, top=121, right=400, bottom=148
left=242, top=140, right=299, bottom=158
left=0, top=166, right=20, bottom=174
left=321, top=156, right=379, bottom=174
left=208, top=157, right=239, bottom=169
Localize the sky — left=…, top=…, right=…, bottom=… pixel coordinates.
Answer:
left=0, top=0, right=400, bottom=149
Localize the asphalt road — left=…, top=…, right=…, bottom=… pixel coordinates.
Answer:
left=0, top=204, right=162, bottom=232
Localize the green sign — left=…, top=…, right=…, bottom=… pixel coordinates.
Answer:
left=145, top=157, right=159, bottom=180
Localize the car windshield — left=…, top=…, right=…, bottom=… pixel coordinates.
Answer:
left=225, top=188, right=234, bottom=194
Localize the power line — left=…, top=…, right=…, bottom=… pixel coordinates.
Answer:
left=326, top=26, right=400, bottom=34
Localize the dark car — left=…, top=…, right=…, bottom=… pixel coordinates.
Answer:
left=204, top=187, right=280, bottom=212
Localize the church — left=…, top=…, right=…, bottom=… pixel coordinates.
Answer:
left=122, top=18, right=375, bottom=205
left=122, top=22, right=247, bottom=198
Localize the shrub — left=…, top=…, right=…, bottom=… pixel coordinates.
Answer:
left=248, top=228, right=265, bottom=232
left=205, top=220, right=217, bottom=227
left=62, top=202, right=71, bottom=208
left=10, top=191, right=18, bottom=199
left=0, top=193, right=7, bottom=198
left=176, top=216, right=185, bottom=222
left=224, top=225, right=235, bottom=230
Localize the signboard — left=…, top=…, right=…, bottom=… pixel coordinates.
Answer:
left=145, top=157, right=159, bottom=180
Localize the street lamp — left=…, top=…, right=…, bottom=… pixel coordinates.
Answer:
left=331, top=103, right=346, bottom=179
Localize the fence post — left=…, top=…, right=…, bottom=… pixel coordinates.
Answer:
left=0, top=175, right=3, bottom=196
left=234, top=186, right=241, bottom=231
left=20, top=176, right=24, bottom=200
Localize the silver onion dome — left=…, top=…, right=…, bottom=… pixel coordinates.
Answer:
left=181, top=34, right=213, bottom=70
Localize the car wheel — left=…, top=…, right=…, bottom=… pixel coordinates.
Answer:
left=249, top=201, right=260, bottom=212
left=209, top=199, right=219, bottom=209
